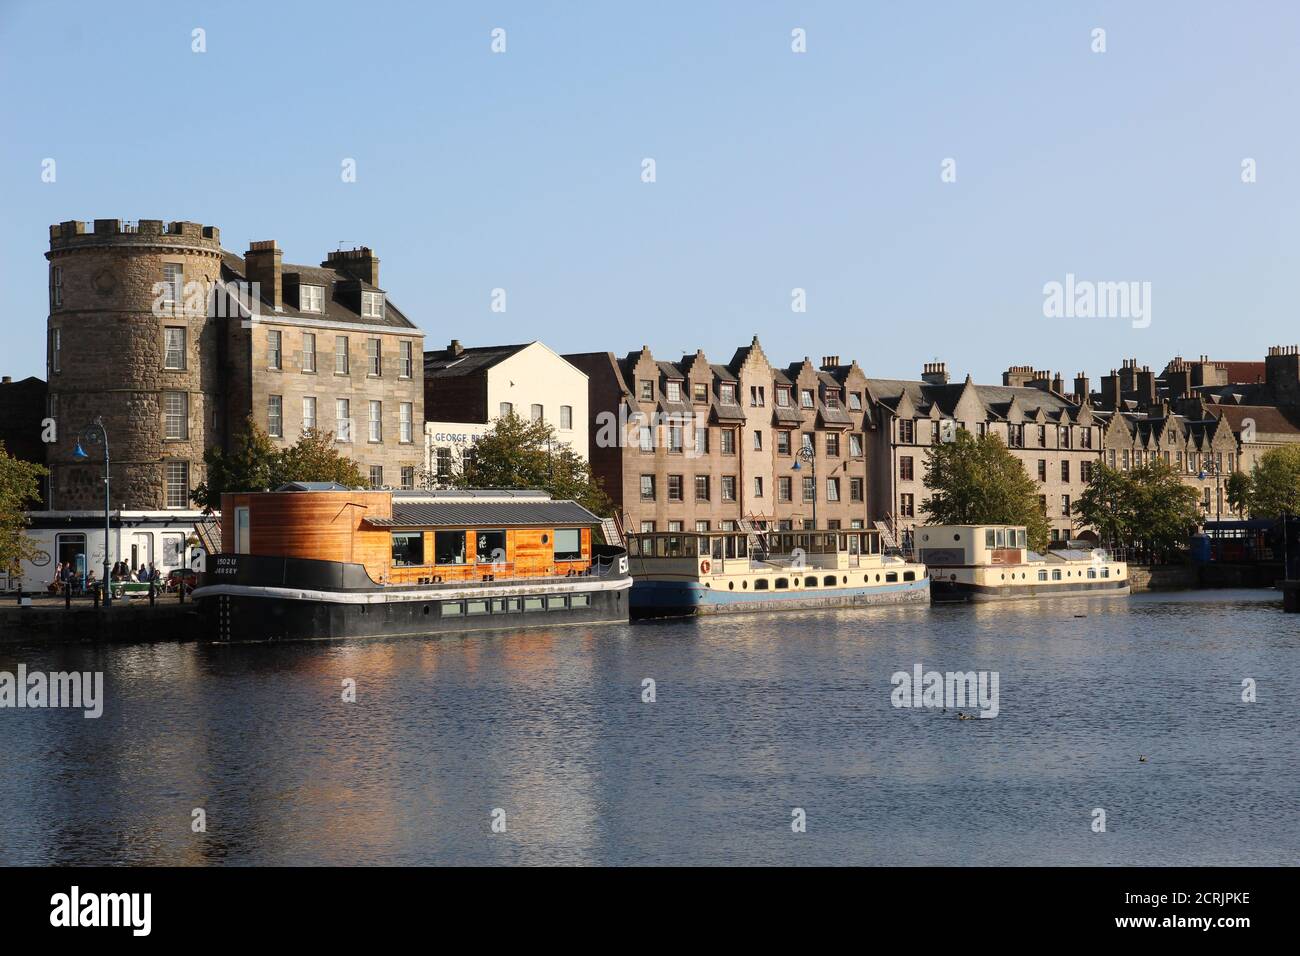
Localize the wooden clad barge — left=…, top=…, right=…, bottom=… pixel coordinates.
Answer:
left=628, top=528, right=930, bottom=617
left=918, top=524, right=1129, bottom=603
left=192, top=485, right=631, bottom=641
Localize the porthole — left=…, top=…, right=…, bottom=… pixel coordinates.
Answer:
left=728, top=581, right=735, bottom=590
left=542, top=534, right=549, bottom=544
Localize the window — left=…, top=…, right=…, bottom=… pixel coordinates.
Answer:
left=976, top=422, right=987, bottom=437
left=668, top=424, right=684, bottom=453
left=164, top=391, right=188, bottom=440
left=400, top=467, right=415, bottom=490
left=531, top=404, right=543, bottom=423
left=900, top=456, right=913, bottom=480
left=302, top=332, right=316, bottom=372
left=335, top=336, right=349, bottom=374
left=776, top=386, right=792, bottom=407
left=1008, top=423, right=1023, bottom=448
left=162, top=263, right=182, bottom=306
left=435, top=530, right=467, bottom=565
left=51, top=265, right=63, bottom=307
left=1038, top=494, right=1047, bottom=514
left=802, top=476, right=815, bottom=501
left=554, top=528, right=582, bottom=562
left=849, top=391, right=862, bottom=410
left=302, top=396, right=317, bottom=432
left=720, top=429, right=736, bottom=455
left=1038, top=460, right=1047, bottom=482
left=639, top=380, right=654, bottom=401
left=719, top=382, right=737, bottom=404
left=850, top=433, right=863, bottom=456
left=50, top=328, right=61, bottom=374
left=1059, top=425, right=1072, bottom=448
left=362, top=292, right=383, bottom=318
left=1081, top=460, right=1094, bottom=483
left=398, top=340, right=413, bottom=378
left=900, top=493, right=915, bottom=517
left=693, top=382, right=709, bottom=403
left=369, top=400, right=383, bottom=442
left=850, top=477, right=863, bottom=502
left=267, top=330, right=282, bottom=369
left=826, top=478, right=840, bottom=502
left=1038, top=425, right=1047, bottom=447
left=1061, top=494, right=1071, bottom=516
left=560, top=405, right=573, bottom=430
left=638, top=425, right=654, bottom=452
left=753, top=476, right=764, bottom=498
left=336, top=398, right=351, bottom=441
left=668, top=474, right=683, bottom=501
left=500, top=402, right=513, bottom=417
left=392, top=532, right=424, bottom=566
left=826, top=433, right=840, bottom=457
left=476, top=530, right=506, bottom=564
left=666, top=381, right=682, bottom=402
left=268, top=395, right=283, bottom=437
left=694, top=425, right=709, bottom=455
left=640, top=475, right=655, bottom=500
left=164, top=327, right=186, bottom=370
left=802, top=432, right=814, bottom=453
left=367, top=338, right=381, bottom=376
left=778, top=476, right=792, bottom=501
left=640, top=521, right=655, bottom=533
left=695, top=520, right=710, bottom=532
left=300, top=284, right=324, bottom=313
left=435, top=447, right=452, bottom=477
left=721, top=476, right=737, bottom=501
left=165, top=461, right=189, bottom=509
left=750, top=385, right=765, bottom=407
left=396, top=402, right=412, bottom=443
left=1061, top=460, right=1071, bottom=482
left=1080, top=428, right=1092, bottom=449
left=800, top=388, right=815, bottom=408
left=695, top=475, right=710, bottom=500
left=753, top=430, right=763, bottom=451
left=825, top=389, right=841, bottom=409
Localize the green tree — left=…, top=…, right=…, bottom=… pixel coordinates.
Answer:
left=1071, top=462, right=1135, bottom=549
left=1245, top=445, right=1300, bottom=519
left=192, top=419, right=366, bottom=512
left=0, top=441, right=48, bottom=576
left=452, top=412, right=612, bottom=515
left=1128, top=460, right=1201, bottom=551
left=1225, top=470, right=1253, bottom=516
left=920, top=429, right=1050, bottom=551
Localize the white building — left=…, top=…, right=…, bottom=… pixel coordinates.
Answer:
left=423, top=340, right=589, bottom=485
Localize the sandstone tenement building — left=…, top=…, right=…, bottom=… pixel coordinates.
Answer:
left=45, top=219, right=423, bottom=511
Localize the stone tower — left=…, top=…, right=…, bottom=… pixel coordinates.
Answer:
left=45, top=219, right=224, bottom=511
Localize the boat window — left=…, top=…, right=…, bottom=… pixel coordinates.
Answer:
left=491, top=598, right=514, bottom=612
left=737, top=537, right=747, bottom=558
left=1052, top=569, right=1062, bottom=580
left=1087, top=568, right=1097, bottom=579
left=824, top=575, right=837, bottom=586
left=805, top=576, right=818, bottom=587
left=1017, top=530, right=1027, bottom=548
left=775, top=578, right=789, bottom=589
left=1101, top=568, right=1110, bottom=578
left=524, top=596, right=545, bottom=611
left=664, top=535, right=681, bottom=557
left=985, top=529, right=995, bottom=548
left=712, top=537, right=724, bottom=560
left=754, top=579, right=769, bottom=590
left=392, top=532, right=425, bottom=567
left=903, top=571, right=915, bottom=581
left=1038, top=570, right=1048, bottom=581
left=682, top=536, right=697, bottom=558
left=885, top=572, right=898, bottom=583
left=442, top=601, right=464, bottom=616
left=628, top=537, right=641, bottom=557
left=554, top=528, right=582, bottom=561
left=571, top=593, right=591, bottom=608
left=546, top=595, right=567, bottom=610
left=466, top=600, right=489, bottom=615
left=435, top=531, right=467, bottom=565
left=476, top=530, right=507, bottom=564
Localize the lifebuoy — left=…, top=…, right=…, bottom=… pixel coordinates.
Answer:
left=700, top=560, right=711, bottom=574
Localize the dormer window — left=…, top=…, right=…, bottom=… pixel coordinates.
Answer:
left=800, top=388, right=815, bottom=409
left=300, top=284, right=324, bottom=313
left=719, top=382, right=737, bottom=405
left=362, top=291, right=384, bottom=318
left=824, top=389, right=842, bottom=409
left=666, top=380, right=683, bottom=403
left=776, top=386, right=792, bottom=407
left=848, top=391, right=862, bottom=410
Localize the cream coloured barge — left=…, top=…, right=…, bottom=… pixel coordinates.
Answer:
left=917, top=524, right=1128, bottom=603
left=628, top=528, right=929, bottom=617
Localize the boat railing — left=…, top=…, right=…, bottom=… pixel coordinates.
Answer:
left=388, top=553, right=625, bottom=588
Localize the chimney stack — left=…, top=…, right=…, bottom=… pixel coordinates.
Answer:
left=1073, top=373, right=1089, bottom=405
left=324, top=246, right=380, bottom=287
left=921, top=362, right=949, bottom=385
left=449, top=339, right=464, bottom=356
left=244, top=240, right=283, bottom=310
left=820, top=355, right=840, bottom=370
left=1, top=376, right=11, bottom=384
left=1101, top=370, right=1120, bottom=410
left=1003, top=365, right=1034, bottom=387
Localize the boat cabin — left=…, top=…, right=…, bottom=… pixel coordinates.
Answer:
left=628, top=528, right=883, bottom=569
left=916, top=525, right=1029, bottom=567
left=219, top=486, right=605, bottom=586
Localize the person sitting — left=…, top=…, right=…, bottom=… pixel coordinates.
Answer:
left=48, top=562, right=64, bottom=594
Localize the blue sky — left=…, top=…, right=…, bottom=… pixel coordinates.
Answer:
left=2, top=1, right=1297, bottom=384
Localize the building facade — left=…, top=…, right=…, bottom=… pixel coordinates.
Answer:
left=423, top=340, right=589, bottom=485
left=565, top=337, right=873, bottom=534
left=44, top=220, right=424, bottom=510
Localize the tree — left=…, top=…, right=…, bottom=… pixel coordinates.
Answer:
left=192, top=419, right=367, bottom=512
left=1244, top=446, right=1300, bottom=519
left=1072, top=462, right=1134, bottom=549
left=452, top=412, right=613, bottom=515
left=1225, top=470, right=1253, bottom=517
left=920, top=430, right=1050, bottom=551
left=0, top=441, right=47, bottom=576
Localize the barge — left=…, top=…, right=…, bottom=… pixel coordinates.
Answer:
left=629, top=528, right=929, bottom=617
left=192, top=485, right=631, bottom=640
left=917, top=524, right=1128, bottom=603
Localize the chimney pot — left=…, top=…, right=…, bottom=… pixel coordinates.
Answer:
left=449, top=339, right=463, bottom=356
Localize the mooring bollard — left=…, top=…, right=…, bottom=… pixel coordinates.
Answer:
left=149, top=580, right=156, bottom=606
left=65, top=583, right=71, bottom=610
left=93, top=584, right=100, bottom=610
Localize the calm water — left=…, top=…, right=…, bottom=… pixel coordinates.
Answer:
left=0, top=590, right=1295, bottom=866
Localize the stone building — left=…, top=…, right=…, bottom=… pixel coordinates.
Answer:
left=44, top=220, right=424, bottom=510
left=866, top=364, right=1104, bottom=546
left=0, top=375, right=49, bottom=506
left=422, top=339, right=589, bottom=485
left=565, top=337, right=873, bottom=534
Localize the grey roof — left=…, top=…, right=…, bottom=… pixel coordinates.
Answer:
left=366, top=499, right=602, bottom=528
left=424, top=343, right=530, bottom=378
left=277, top=481, right=354, bottom=491
left=866, top=377, right=1076, bottom=420
left=220, top=252, right=418, bottom=330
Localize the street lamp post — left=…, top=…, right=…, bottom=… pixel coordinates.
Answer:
left=792, top=445, right=817, bottom=530
left=74, top=417, right=112, bottom=608
left=1199, top=458, right=1224, bottom=559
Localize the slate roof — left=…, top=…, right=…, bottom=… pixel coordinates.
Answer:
left=220, top=251, right=418, bottom=330
left=866, top=378, right=1078, bottom=421
left=423, top=343, right=530, bottom=379
left=367, top=500, right=602, bottom=528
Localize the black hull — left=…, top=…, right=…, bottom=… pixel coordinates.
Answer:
left=930, top=578, right=1130, bottom=603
